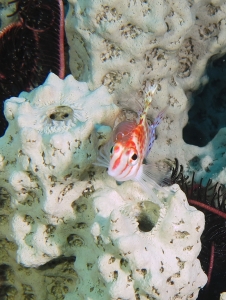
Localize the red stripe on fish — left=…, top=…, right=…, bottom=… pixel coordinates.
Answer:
left=96, top=84, right=166, bottom=185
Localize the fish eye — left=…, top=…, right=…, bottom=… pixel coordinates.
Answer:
left=128, top=152, right=138, bottom=166
left=131, top=153, right=138, bottom=160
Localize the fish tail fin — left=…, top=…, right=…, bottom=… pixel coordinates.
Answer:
left=134, top=162, right=172, bottom=206
left=143, top=83, right=158, bottom=115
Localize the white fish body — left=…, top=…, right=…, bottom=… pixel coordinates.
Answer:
left=95, top=84, right=170, bottom=205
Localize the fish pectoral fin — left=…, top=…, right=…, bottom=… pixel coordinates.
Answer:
left=93, top=140, right=112, bottom=168
left=134, top=163, right=171, bottom=206
left=143, top=162, right=172, bottom=186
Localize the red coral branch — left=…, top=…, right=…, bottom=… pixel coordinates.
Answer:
left=58, top=0, right=65, bottom=79
left=207, top=241, right=215, bottom=287
left=188, top=199, right=226, bottom=219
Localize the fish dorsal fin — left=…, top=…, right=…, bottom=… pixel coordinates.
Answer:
left=113, top=120, right=137, bottom=142
left=146, top=106, right=168, bottom=157
left=141, top=84, right=158, bottom=119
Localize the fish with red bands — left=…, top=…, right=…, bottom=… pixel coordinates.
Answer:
left=95, top=84, right=170, bottom=205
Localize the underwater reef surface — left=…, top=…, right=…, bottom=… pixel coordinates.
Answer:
left=0, top=0, right=226, bottom=299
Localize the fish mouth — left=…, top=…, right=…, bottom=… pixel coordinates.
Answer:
left=107, top=167, right=123, bottom=181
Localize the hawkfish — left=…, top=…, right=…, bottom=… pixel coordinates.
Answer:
left=95, top=84, right=170, bottom=205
